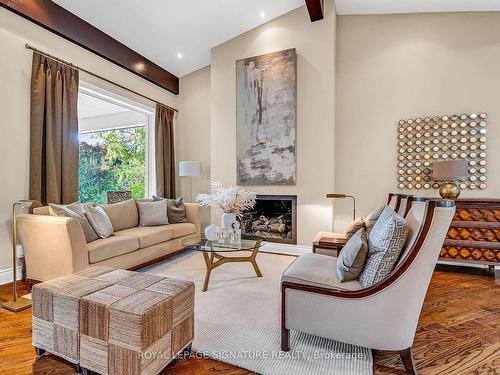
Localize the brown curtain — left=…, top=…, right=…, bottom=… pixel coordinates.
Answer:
left=29, top=52, right=79, bottom=205
left=155, top=104, right=176, bottom=198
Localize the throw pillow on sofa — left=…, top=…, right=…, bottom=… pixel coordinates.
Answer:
left=49, top=202, right=99, bottom=243
left=344, top=217, right=365, bottom=239
left=336, top=228, right=368, bottom=282
left=136, top=199, right=169, bottom=226
left=100, top=200, right=139, bottom=231
left=358, top=206, right=408, bottom=288
left=153, top=196, right=187, bottom=224
left=85, top=206, right=113, bottom=238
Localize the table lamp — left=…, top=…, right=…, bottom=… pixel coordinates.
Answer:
left=432, top=160, right=468, bottom=199
left=179, top=161, right=202, bottom=202
left=2, top=199, right=35, bottom=312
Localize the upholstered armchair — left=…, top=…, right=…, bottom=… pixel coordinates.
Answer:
left=281, top=199, right=455, bottom=374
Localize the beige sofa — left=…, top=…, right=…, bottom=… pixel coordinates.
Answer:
left=17, top=200, right=201, bottom=282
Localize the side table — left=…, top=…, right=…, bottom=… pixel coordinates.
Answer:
left=312, top=236, right=348, bottom=257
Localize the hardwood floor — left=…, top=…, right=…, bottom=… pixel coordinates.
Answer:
left=0, top=265, right=498, bottom=374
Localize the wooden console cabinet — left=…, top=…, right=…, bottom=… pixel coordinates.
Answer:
left=440, top=198, right=500, bottom=267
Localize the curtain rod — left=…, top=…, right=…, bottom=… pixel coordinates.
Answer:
left=25, top=44, right=178, bottom=113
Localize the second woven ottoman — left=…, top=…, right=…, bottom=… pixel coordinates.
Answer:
left=80, top=276, right=195, bottom=375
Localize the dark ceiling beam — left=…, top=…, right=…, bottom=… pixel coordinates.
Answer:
left=0, top=0, right=179, bottom=95
left=305, top=0, right=324, bottom=22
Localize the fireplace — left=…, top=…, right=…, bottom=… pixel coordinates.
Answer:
left=241, top=195, right=297, bottom=245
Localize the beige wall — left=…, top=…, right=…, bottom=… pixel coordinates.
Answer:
left=210, top=2, right=336, bottom=246
left=0, top=8, right=176, bottom=276
left=335, top=12, right=500, bottom=231
left=176, top=66, right=211, bottom=228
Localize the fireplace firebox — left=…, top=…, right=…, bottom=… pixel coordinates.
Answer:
left=241, top=195, right=297, bottom=245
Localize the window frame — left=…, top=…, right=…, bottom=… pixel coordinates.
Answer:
left=78, top=81, right=156, bottom=199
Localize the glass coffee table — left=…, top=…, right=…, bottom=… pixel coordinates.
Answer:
left=182, top=234, right=266, bottom=292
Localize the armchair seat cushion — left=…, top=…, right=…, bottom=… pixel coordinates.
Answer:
left=88, top=236, right=140, bottom=263
left=281, top=253, right=362, bottom=291
left=114, top=226, right=174, bottom=248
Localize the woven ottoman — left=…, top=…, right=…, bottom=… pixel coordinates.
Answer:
left=79, top=277, right=194, bottom=375
left=31, top=266, right=116, bottom=371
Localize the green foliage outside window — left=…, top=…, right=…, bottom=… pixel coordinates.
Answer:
left=78, top=127, right=146, bottom=204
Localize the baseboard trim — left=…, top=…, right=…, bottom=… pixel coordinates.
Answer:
left=261, top=243, right=311, bottom=256
left=0, top=266, right=24, bottom=286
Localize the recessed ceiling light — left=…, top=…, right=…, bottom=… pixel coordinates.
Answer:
left=260, top=11, right=266, bottom=19
left=177, top=53, right=183, bottom=59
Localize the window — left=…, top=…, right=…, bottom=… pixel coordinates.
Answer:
left=77, top=83, right=154, bottom=204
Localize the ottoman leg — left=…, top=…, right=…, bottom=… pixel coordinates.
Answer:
left=74, top=363, right=83, bottom=374
left=34, top=347, right=46, bottom=358
left=182, top=343, right=192, bottom=356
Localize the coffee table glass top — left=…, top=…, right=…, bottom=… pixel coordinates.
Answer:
left=182, top=234, right=266, bottom=252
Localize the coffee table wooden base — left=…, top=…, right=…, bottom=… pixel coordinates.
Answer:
left=201, top=247, right=262, bottom=292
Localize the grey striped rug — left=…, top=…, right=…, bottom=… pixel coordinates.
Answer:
left=144, top=251, right=373, bottom=375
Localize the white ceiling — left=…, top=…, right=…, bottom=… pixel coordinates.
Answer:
left=335, top=0, right=500, bottom=15
left=78, top=92, right=128, bottom=119
left=53, top=0, right=500, bottom=79
left=53, top=0, right=304, bottom=78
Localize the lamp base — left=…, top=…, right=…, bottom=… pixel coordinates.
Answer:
left=2, top=297, right=31, bottom=312
left=439, top=182, right=461, bottom=199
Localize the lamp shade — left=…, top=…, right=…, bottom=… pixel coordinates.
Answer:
left=432, top=160, right=468, bottom=181
left=179, top=161, right=202, bottom=177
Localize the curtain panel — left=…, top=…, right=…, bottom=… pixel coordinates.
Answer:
left=155, top=104, right=176, bottom=199
left=29, top=52, right=79, bottom=205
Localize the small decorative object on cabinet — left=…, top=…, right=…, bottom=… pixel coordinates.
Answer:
left=432, top=160, right=468, bottom=199
left=441, top=198, right=500, bottom=270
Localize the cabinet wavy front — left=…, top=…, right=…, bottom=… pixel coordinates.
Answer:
left=441, top=199, right=500, bottom=265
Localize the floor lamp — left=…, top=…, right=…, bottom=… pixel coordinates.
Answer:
left=326, top=193, right=356, bottom=231
left=2, top=199, right=35, bottom=312
left=179, top=161, right=202, bottom=202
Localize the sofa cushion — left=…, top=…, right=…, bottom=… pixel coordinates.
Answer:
left=88, top=236, right=140, bottom=263
left=359, top=206, right=408, bottom=288
left=114, top=226, right=174, bottom=248
left=153, top=196, right=188, bottom=224
left=281, top=253, right=362, bottom=291
left=101, top=200, right=139, bottom=232
left=168, top=223, right=196, bottom=238
left=49, top=202, right=99, bottom=243
left=85, top=206, right=113, bottom=238
left=136, top=199, right=169, bottom=226
left=336, top=228, right=368, bottom=282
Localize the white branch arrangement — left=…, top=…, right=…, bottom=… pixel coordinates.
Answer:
left=196, top=180, right=256, bottom=217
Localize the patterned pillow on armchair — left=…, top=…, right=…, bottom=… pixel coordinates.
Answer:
left=359, top=206, right=408, bottom=288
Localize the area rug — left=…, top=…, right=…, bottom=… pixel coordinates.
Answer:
left=143, top=251, right=373, bottom=375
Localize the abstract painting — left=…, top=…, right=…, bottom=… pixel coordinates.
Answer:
left=236, top=48, right=297, bottom=186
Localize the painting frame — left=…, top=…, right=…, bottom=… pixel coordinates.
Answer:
left=236, top=48, right=297, bottom=186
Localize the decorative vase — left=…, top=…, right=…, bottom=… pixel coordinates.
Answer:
left=204, top=224, right=219, bottom=241
left=222, top=213, right=237, bottom=230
